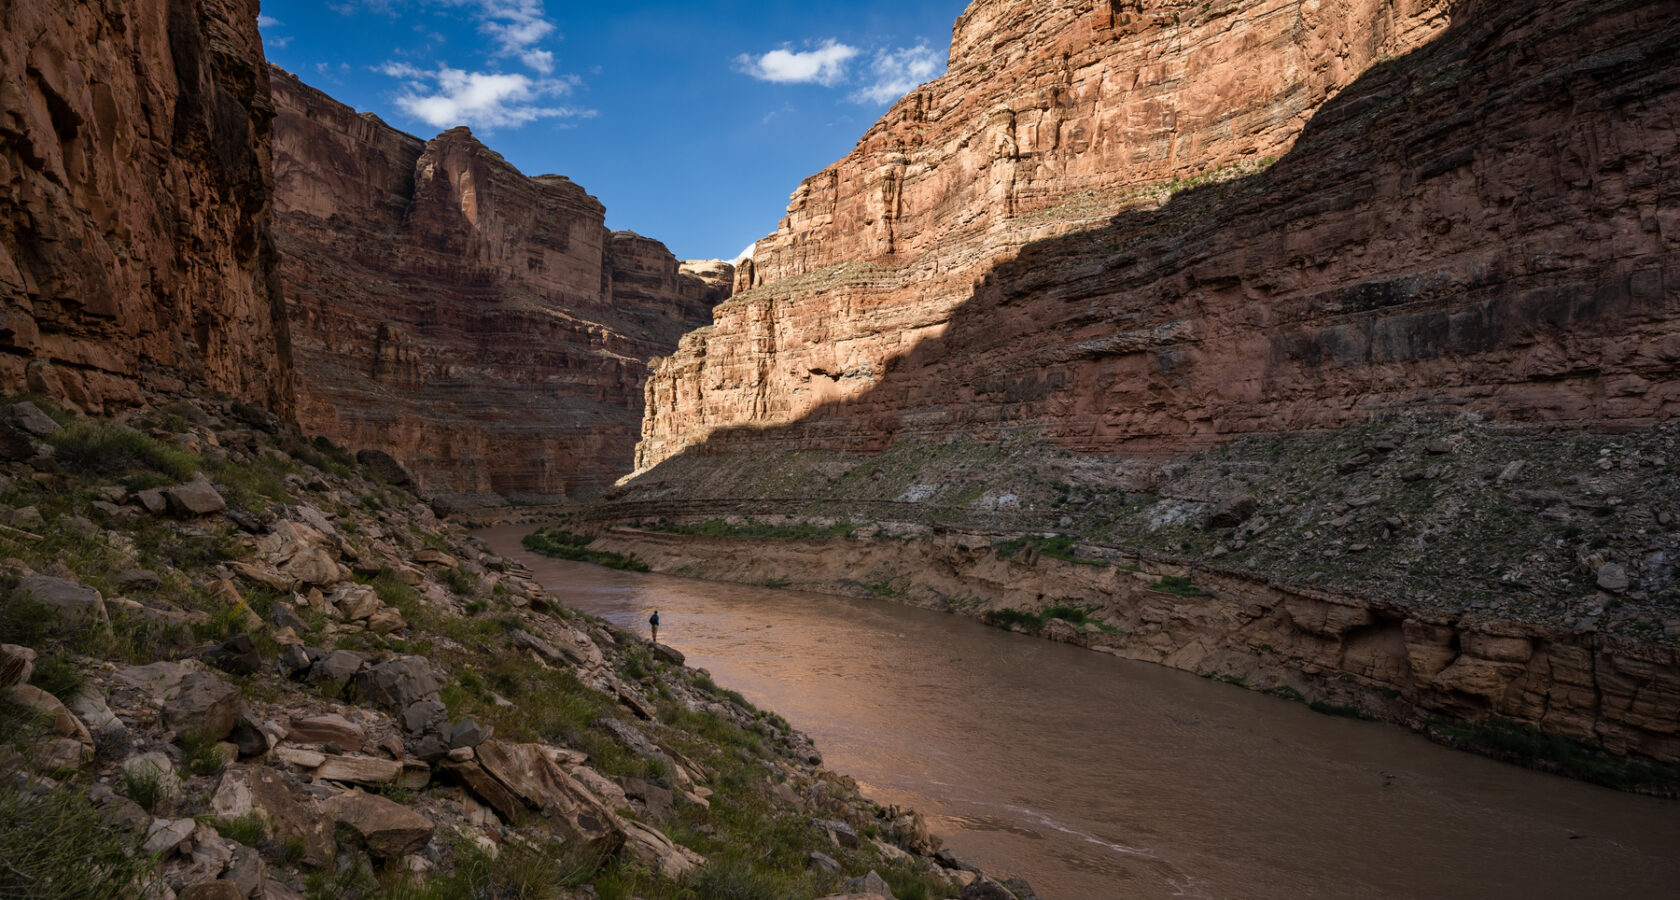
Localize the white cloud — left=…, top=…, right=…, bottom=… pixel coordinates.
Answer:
left=851, top=44, right=944, bottom=104
left=463, top=0, right=557, bottom=71
left=733, top=242, right=757, bottom=264
left=735, top=40, right=859, bottom=87
left=257, top=15, right=282, bottom=27
left=379, top=63, right=590, bottom=130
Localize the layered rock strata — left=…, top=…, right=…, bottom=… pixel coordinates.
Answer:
left=637, top=0, right=1679, bottom=469
left=272, top=70, right=726, bottom=506
left=0, top=0, right=292, bottom=414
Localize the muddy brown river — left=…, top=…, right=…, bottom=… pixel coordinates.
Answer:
left=479, top=526, right=1680, bottom=899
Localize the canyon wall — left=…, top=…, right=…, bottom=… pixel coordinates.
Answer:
left=272, top=71, right=727, bottom=506
left=0, top=0, right=292, bottom=414
left=637, top=0, right=1679, bottom=470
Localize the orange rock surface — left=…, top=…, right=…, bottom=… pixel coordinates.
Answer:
left=637, top=0, right=1679, bottom=470
left=272, top=71, right=727, bottom=505
left=0, top=0, right=292, bottom=414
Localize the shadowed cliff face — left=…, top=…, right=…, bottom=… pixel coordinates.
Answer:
left=271, top=70, right=729, bottom=506
left=0, top=0, right=293, bottom=415
left=637, top=0, right=1679, bottom=470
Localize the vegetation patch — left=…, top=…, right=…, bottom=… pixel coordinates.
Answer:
left=648, top=518, right=857, bottom=542
left=1433, top=718, right=1680, bottom=794
left=524, top=528, right=651, bottom=572
left=993, top=533, right=1105, bottom=565
left=0, top=783, right=158, bottom=899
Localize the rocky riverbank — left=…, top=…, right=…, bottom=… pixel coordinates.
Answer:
left=0, top=395, right=1025, bottom=900
left=583, top=415, right=1680, bottom=794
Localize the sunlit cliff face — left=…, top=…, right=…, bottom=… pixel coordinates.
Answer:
left=634, top=0, right=1457, bottom=472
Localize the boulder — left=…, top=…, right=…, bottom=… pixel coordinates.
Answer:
left=356, top=449, right=414, bottom=486
left=310, top=649, right=367, bottom=686
left=136, top=488, right=170, bottom=515
left=474, top=740, right=622, bottom=850
left=200, top=633, right=263, bottom=676
left=842, top=871, right=895, bottom=898
left=166, top=480, right=228, bottom=517
left=18, top=575, right=110, bottom=638
left=10, top=684, right=94, bottom=761
left=651, top=643, right=685, bottom=666
left=0, top=644, right=36, bottom=687
left=510, top=629, right=567, bottom=666
left=352, top=657, right=439, bottom=711
left=212, top=765, right=335, bottom=866
left=366, top=606, right=406, bottom=634
left=1208, top=495, right=1259, bottom=529
left=143, top=817, right=197, bottom=856
left=114, top=660, right=197, bottom=702
left=331, top=584, right=379, bottom=621
left=438, top=759, right=525, bottom=823
left=69, top=689, right=125, bottom=742
left=323, top=791, right=434, bottom=860
left=314, top=755, right=403, bottom=787
left=399, top=698, right=451, bottom=762
left=284, top=547, right=344, bottom=588
left=619, top=818, right=705, bottom=879
left=449, top=718, right=490, bottom=750
left=288, top=714, right=366, bottom=746
left=224, top=846, right=266, bottom=897
left=114, top=568, right=163, bottom=591
left=0, top=420, right=37, bottom=461
left=229, top=714, right=272, bottom=758
left=181, top=879, right=246, bottom=900
left=4, top=402, right=60, bottom=437
left=1597, top=563, right=1630, bottom=594
left=807, top=850, right=842, bottom=875
left=813, top=817, right=860, bottom=849
left=619, top=776, right=674, bottom=822
left=164, top=672, right=244, bottom=742
left=959, top=878, right=1022, bottom=900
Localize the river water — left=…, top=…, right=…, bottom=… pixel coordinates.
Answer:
left=478, top=526, right=1680, bottom=899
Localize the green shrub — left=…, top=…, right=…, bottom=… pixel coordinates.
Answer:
left=48, top=421, right=198, bottom=481
left=28, top=656, right=84, bottom=701
left=981, top=608, right=1041, bottom=631
left=0, top=576, right=52, bottom=645
left=522, top=528, right=650, bottom=572
left=1435, top=718, right=1680, bottom=793
left=122, top=764, right=170, bottom=814
left=994, top=533, right=1103, bottom=565
left=649, top=519, right=857, bottom=542
left=214, top=813, right=267, bottom=847
left=179, top=728, right=230, bottom=777
left=0, top=783, right=158, bottom=899
left=1151, top=575, right=1210, bottom=597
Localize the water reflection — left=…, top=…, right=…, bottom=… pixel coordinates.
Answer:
left=478, top=526, right=1680, bottom=899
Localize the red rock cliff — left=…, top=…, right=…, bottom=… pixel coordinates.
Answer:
left=637, top=0, right=1678, bottom=469
left=272, top=70, right=726, bottom=505
left=0, top=0, right=292, bottom=414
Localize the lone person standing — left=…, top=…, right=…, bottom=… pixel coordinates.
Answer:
left=649, top=609, right=660, bottom=644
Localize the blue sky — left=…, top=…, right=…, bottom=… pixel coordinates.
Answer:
left=258, top=1, right=970, bottom=261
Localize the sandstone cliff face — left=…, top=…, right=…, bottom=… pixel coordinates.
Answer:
left=273, top=70, right=726, bottom=506
left=0, top=0, right=292, bottom=414
left=637, top=0, right=1678, bottom=470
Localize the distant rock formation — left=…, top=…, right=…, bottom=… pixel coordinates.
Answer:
left=271, top=70, right=727, bottom=506
left=636, top=0, right=1679, bottom=469
left=0, top=0, right=292, bottom=415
